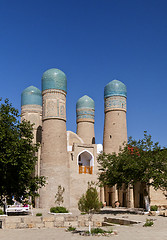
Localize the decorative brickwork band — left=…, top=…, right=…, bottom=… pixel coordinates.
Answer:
left=76, top=108, right=95, bottom=123
left=21, top=104, right=42, bottom=114
left=21, top=104, right=42, bottom=132
left=42, top=89, right=66, bottom=121
left=104, top=96, right=126, bottom=113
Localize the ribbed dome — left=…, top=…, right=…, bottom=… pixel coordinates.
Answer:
left=76, top=95, right=95, bottom=110
left=21, top=86, right=42, bottom=106
left=42, top=68, right=67, bottom=92
left=104, top=79, right=127, bottom=98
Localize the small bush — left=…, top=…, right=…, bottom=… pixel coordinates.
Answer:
left=90, top=228, right=113, bottom=234
left=150, top=205, right=158, bottom=211
left=67, top=226, right=76, bottom=231
left=50, top=206, right=69, bottom=213
left=143, top=219, right=154, bottom=227
left=36, top=213, right=42, bottom=216
left=81, top=212, right=86, bottom=215
left=0, top=209, right=4, bottom=215
left=91, top=228, right=105, bottom=234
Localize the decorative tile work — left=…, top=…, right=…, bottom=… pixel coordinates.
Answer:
left=42, top=89, right=66, bottom=121
left=76, top=95, right=95, bottom=110
left=21, top=86, right=42, bottom=106
left=43, top=98, right=66, bottom=120
left=76, top=108, right=95, bottom=120
left=104, top=79, right=127, bottom=98
left=105, top=96, right=126, bottom=112
left=42, top=68, right=67, bottom=92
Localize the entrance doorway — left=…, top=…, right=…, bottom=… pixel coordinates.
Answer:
left=139, top=193, right=144, bottom=208
left=122, top=192, right=127, bottom=207
left=108, top=192, right=112, bottom=206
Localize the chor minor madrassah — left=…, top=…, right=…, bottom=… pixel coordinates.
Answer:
left=21, top=68, right=167, bottom=210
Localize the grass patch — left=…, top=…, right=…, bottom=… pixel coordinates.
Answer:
left=86, top=228, right=113, bottom=234
left=50, top=206, right=69, bottom=213
left=67, top=226, right=76, bottom=231
left=36, top=213, right=42, bottom=216
left=143, top=219, right=154, bottom=227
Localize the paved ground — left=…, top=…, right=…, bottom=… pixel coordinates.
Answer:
left=0, top=213, right=167, bottom=240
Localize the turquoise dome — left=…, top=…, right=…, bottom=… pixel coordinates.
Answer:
left=21, top=86, right=42, bottom=106
left=104, top=79, right=127, bottom=98
left=42, top=68, right=67, bottom=92
left=76, top=95, right=95, bottom=110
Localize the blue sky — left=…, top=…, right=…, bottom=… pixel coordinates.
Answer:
left=0, top=0, right=167, bottom=146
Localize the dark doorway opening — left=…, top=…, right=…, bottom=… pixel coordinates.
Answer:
left=122, top=192, right=127, bottom=207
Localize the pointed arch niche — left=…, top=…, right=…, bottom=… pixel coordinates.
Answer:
left=77, top=150, right=94, bottom=174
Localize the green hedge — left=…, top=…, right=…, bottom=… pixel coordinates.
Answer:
left=50, top=206, right=69, bottom=213
left=36, top=213, right=42, bottom=216
left=150, top=205, right=158, bottom=211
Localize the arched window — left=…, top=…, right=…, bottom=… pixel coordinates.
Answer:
left=92, top=137, right=95, bottom=144
left=36, top=126, right=42, bottom=143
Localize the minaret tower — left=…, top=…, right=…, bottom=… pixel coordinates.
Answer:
left=40, top=68, right=70, bottom=209
left=76, top=95, right=95, bottom=144
left=21, top=86, right=42, bottom=144
left=21, top=86, right=42, bottom=207
left=103, top=80, right=127, bottom=154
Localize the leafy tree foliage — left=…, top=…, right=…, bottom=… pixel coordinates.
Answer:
left=98, top=132, right=167, bottom=191
left=78, top=182, right=101, bottom=214
left=0, top=99, right=45, bottom=203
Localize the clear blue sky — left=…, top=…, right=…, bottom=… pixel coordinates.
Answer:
left=1, top=0, right=167, bottom=146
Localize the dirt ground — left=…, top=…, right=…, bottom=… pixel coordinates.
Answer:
left=0, top=214, right=167, bottom=240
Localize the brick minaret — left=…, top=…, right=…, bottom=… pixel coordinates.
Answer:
left=103, top=80, right=127, bottom=154
left=76, top=95, right=95, bottom=144
left=21, top=86, right=42, bottom=207
left=40, top=68, right=70, bottom=209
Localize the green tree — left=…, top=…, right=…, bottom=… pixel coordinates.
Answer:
left=98, top=132, right=167, bottom=191
left=78, top=182, right=101, bottom=233
left=0, top=98, right=46, bottom=204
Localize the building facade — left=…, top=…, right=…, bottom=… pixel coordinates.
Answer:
left=21, top=68, right=167, bottom=210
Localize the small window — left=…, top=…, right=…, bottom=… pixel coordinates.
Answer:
left=36, top=126, right=42, bottom=143
left=110, top=135, right=112, bottom=139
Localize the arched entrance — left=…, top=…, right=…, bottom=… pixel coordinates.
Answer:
left=77, top=150, right=94, bottom=174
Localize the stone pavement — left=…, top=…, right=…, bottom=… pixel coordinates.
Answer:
left=0, top=208, right=167, bottom=239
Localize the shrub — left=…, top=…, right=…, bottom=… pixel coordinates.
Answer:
left=143, top=219, right=154, bottom=227
left=85, top=228, right=113, bottom=235
left=0, top=209, right=4, bottom=215
left=50, top=206, right=69, bottom=213
left=78, top=182, right=101, bottom=214
left=150, top=205, right=158, bottom=211
left=36, top=213, right=42, bottom=216
left=78, top=182, right=101, bottom=234
left=91, top=228, right=105, bottom=234
left=81, top=212, right=86, bottom=215
left=67, top=226, right=76, bottom=231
